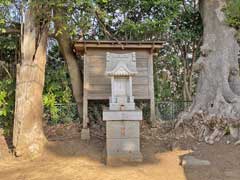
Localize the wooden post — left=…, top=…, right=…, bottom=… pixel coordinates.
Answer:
left=111, top=76, right=114, bottom=102
left=81, top=54, right=90, bottom=140
left=129, top=76, right=133, bottom=98
left=148, top=51, right=156, bottom=126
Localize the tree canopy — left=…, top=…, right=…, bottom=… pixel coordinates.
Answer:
left=0, top=0, right=201, bottom=136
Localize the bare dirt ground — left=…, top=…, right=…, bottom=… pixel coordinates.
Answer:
left=183, top=138, right=240, bottom=180
left=0, top=122, right=240, bottom=180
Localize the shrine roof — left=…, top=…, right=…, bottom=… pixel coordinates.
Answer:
left=105, top=52, right=137, bottom=76
left=73, top=40, right=165, bottom=55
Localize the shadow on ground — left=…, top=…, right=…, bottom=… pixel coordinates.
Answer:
left=0, top=134, right=189, bottom=180
left=181, top=140, right=240, bottom=180
left=2, top=122, right=240, bottom=180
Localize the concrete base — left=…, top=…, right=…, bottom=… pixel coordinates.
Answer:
left=103, top=108, right=143, bottom=165
left=81, top=128, right=90, bottom=140
left=105, top=136, right=143, bottom=165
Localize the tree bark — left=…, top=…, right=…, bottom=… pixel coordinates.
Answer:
left=13, top=9, right=48, bottom=158
left=183, top=58, right=192, bottom=101
left=52, top=7, right=83, bottom=120
left=178, top=0, right=240, bottom=144
left=56, top=32, right=83, bottom=120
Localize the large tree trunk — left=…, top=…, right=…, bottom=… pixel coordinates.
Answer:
left=178, top=0, right=240, bottom=144
left=56, top=32, right=83, bottom=120
left=13, top=9, right=48, bottom=158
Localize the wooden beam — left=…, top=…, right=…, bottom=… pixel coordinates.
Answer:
left=74, top=40, right=165, bottom=55
left=148, top=51, right=156, bottom=126
left=83, top=54, right=89, bottom=129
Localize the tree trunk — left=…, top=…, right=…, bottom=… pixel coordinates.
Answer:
left=183, top=59, right=192, bottom=101
left=53, top=7, right=83, bottom=120
left=13, top=9, right=48, bottom=158
left=56, top=32, right=83, bottom=120
left=178, top=0, right=240, bottom=144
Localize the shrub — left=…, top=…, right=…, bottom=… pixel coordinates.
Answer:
left=43, top=44, right=78, bottom=125
left=0, top=78, right=15, bottom=136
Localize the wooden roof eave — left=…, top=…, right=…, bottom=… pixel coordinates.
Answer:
left=73, top=40, right=165, bottom=55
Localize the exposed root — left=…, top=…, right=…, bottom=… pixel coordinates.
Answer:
left=175, top=111, right=240, bottom=144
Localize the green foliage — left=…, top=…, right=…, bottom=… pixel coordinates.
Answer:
left=0, top=0, right=204, bottom=127
left=92, top=0, right=182, bottom=40
left=52, top=0, right=93, bottom=38
left=155, top=1, right=202, bottom=101
left=43, top=44, right=78, bottom=125
left=225, top=0, right=240, bottom=29
left=0, top=78, right=15, bottom=136
left=90, top=0, right=202, bottom=102
left=225, top=0, right=240, bottom=41
left=154, top=55, right=184, bottom=101
left=0, top=0, right=18, bottom=135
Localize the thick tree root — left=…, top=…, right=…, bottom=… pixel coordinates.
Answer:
left=175, top=112, right=240, bottom=144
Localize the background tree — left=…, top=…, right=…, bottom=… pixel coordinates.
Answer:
left=12, top=0, right=53, bottom=157
left=155, top=0, right=202, bottom=102
left=51, top=1, right=93, bottom=121
left=0, top=0, right=20, bottom=136
left=43, top=44, right=78, bottom=124
left=178, top=0, right=240, bottom=144
left=0, top=0, right=203, bottom=135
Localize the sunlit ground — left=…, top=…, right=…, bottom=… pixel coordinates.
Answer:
left=0, top=138, right=189, bottom=180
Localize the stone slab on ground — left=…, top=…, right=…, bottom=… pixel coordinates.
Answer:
left=224, top=170, right=240, bottom=180
left=234, top=140, right=240, bottom=145
left=181, top=156, right=211, bottom=167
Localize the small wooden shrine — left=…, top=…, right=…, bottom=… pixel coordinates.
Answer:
left=105, top=52, right=137, bottom=111
left=74, top=40, right=164, bottom=139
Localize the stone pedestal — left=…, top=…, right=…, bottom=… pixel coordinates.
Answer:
left=103, top=109, right=143, bottom=165
left=103, top=52, right=143, bottom=165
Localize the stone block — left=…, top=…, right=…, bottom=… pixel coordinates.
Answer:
left=110, top=102, right=135, bottom=111
left=105, top=137, right=142, bottom=165
left=106, top=138, right=140, bottom=155
left=103, top=109, right=142, bottom=121
left=106, top=121, right=140, bottom=139
left=106, top=152, right=143, bottom=166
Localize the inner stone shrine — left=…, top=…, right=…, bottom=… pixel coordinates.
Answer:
left=103, top=52, right=143, bottom=165
left=106, top=52, right=137, bottom=111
